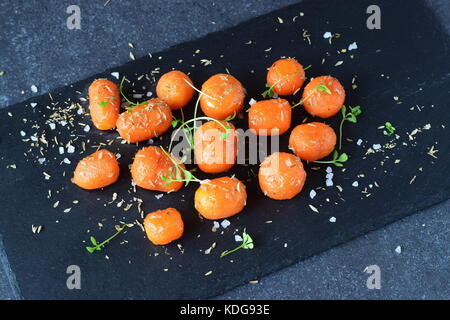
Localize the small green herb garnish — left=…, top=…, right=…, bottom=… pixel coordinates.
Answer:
left=220, top=232, right=254, bottom=258
left=98, top=100, right=109, bottom=108
left=119, top=76, right=146, bottom=111
left=384, top=122, right=395, bottom=136
left=291, top=83, right=332, bottom=109
left=85, top=224, right=129, bottom=253
left=338, top=105, right=362, bottom=149
left=159, top=147, right=203, bottom=186
left=314, top=150, right=348, bottom=167
left=261, top=65, right=311, bottom=98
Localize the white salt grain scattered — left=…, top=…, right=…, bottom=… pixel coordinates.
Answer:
left=235, top=234, right=243, bottom=242
left=309, top=190, right=317, bottom=199
left=38, top=158, right=46, bottom=164
left=326, top=173, right=334, bottom=180
left=60, top=120, right=67, bottom=127
left=373, top=144, right=382, bottom=150
left=146, top=91, right=153, bottom=97
left=213, top=221, right=220, bottom=229
left=155, top=194, right=164, bottom=200
left=111, top=72, right=119, bottom=79
left=83, top=125, right=90, bottom=132
left=30, top=102, right=37, bottom=108
left=249, top=98, right=257, bottom=106
left=352, top=181, right=359, bottom=187
left=326, top=166, right=333, bottom=173
left=326, top=179, right=334, bottom=187
left=221, top=219, right=231, bottom=229
left=31, top=85, right=38, bottom=93
left=20, top=131, right=26, bottom=137
left=63, top=158, right=71, bottom=164
left=356, top=139, right=363, bottom=146
left=329, top=217, right=336, bottom=223
left=323, top=32, right=332, bottom=39
left=49, top=123, right=56, bottom=130
left=59, top=147, right=64, bottom=155
left=67, top=145, right=75, bottom=153
left=395, top=246, right=402, bottom=254
left=30, top=135, right=38, bottom=141
left=348, top=42, right=358, bottom=51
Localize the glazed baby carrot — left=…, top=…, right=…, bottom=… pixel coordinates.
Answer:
left=195, top=176, right=247, bottom=220
left=289, top=122, right=337, bottom=162
left=131, top=146, right=185, bottom=193
left=258, top=152, right=306, bottom=200
left=248, top=98, right=292, bottom=135
left=266, top=58, right=305, bottom=96
left=116, top=98, right=172, bottom=143
left=72, top=149, right=120, bottom=190
left=200, top=73, right=246, bottom=120
left=144, top=208, right=184, bottom=245
left=88, top=79, right=120, bottom=130
left=194, top=120, right=238, bottom=173
left=156, top=70, right=194, bottom=110
left=302, top=75, right=345, bottom=118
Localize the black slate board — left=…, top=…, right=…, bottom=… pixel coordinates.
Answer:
left=0, top=0, right=449, bottom=299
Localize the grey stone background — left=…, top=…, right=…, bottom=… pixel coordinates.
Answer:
left=0, top=0, right=449, bottom=299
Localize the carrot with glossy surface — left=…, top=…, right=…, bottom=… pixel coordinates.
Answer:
left=200, top=73, right=246, bottom=120
left=289, top=122, right=336, bottom=162
left=194, top=120, right=238, bottom=173
left=302, top=75, right=345, bottom=118
left=144, top=208, right=184, bottom=245
left=116, top=98, right=172, bottom=143
left=258, top=152, right=306, bottom=200
left=248, top=98, right=291, bottom=135
left=72, top=149, right=120, bottom=190
left=195, top=176, right=247, bottom=220
left=266, top=58, right=305, bottom=96
left=156, top=70, right=194, bottom=110
left=131, top=146, right=185, bottom=193
left=88, top=79, right=120, bottom=130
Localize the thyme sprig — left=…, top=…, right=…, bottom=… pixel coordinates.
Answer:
left=291, top=83, right=332, bottom=109
left=159, top=147, right=203, bottom=186
left=338, top=105, right=362, bottom=149
left=314, top=150, right=348, bottom=167
left=85, top=223, right=130, bottom=253
left=220, top=232, right=254, bottom=258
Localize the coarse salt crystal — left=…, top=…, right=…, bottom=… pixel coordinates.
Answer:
left=326, top=166, right=333, bottom=173
left=249, top=98, right=257, bottom=106
left=348, top=42, right=358, bottom=51
left=60, top=120, right=67, bottom=126
left=373, top=144, right=382, bottom=150
left=38, top=158, right=46, bottom=164
left=155, top=194, right=164, bottom=200
left=49, top=123, right=56, bottom=130
left=30, top=102, right=37, bottom=108
left=329, top=217, right=336, bottom=223
left=30, top=85, right=38, bottom=93
left=116, top=153, right=121, bottom=159
left=146, top=91, right=153, bottom=97
left=213, top=221, right=220, bottom=229
left=63, top=158, right=71, bottom=164
left=67, top=145, right=75, bottom=153
left=20, top=131, right=26, bottom=137
left=30, top=135, right=38, bottom=141
left=221, top=219, right=231, bottom=229
left=111, top=72, right=119, bottom=79
left=235, top=234, right=243, bottom=242
left=395, top=246, right=402, bottom=254
left=83, top=125, right=90, bottom=132
left=352, top=181, right=359, bottom=187
left=326, top=179, right=334, bottom=187
left=323, top=32, right=332, bottom=39
left=309, top=190, right=317, bottom=199
left=59, top=147, right=64, bottom=154
left=326, top=173, right=334, bottom=180
left=356, top=139, right=363, bottom=146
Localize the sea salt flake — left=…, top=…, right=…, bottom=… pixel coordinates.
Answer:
left=356, top=139, right=363, bottom=146
left=352, top=181, right=359, bottom=187
left=63, top=158, right=71, bottom=164
left=60, top=120, right=67, bottom=126
left=323, top=32, right=332, bottom=39
left=20, top=131, right=26, bottom=137
left=348, top=42, right=358, bottom=51
left=67, top=145, right=75, bottom=153
left=38, top=158, right=46, bottom=164
left=221, top=219, right=231, bottom=229
left=155, top=193, right=164, bottom=200
left=235, top=235, right=243, bottom=242
left=372, top=144, right=382, bottom=150
left=30, top=102, right=37, bottom=108
left=59, top=147, right=64, bottom=155
left=329, top=217, right=336, bottom=223
left=309, top=190, right=317, bottom=199
left=326, top=173, right=334, bottom=179
left=83, top=125, right=90, bottom=132
left=326, top=166, right=333, bottom=173
left=326, top=179, right=334, bottom=187
left=31, top=85, right=38, bottom=93
left=249, top=98, right=257, bottom=106
left=395, top=246, right=402, bottom=254
left=49, top=123, right=56, bottom=130
left=111, top=72, right=119, bottom=79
